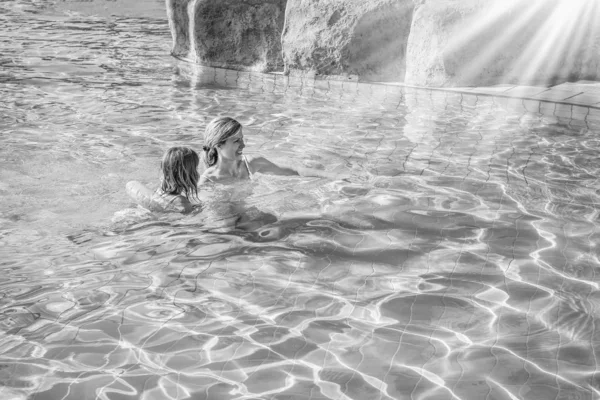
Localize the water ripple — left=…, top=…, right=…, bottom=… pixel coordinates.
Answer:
left=1, top=1, right=600, bottom=399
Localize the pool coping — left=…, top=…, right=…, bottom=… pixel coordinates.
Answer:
left=278, top=69, right=600, bottom=114
left=377, top=81, right=600, bottom=110
left=179, top=63, right=600, bottom=123
left=366, top=80, right=600, bottom=125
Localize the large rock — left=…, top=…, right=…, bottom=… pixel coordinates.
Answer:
left=281, top=0, right=414, bottom=81
left=166, top=0, right=287, bottom=72
left=166, top=0, right=600, bottom=87
left=406, top=0, right=600, bottom=87
left=166, top=0, right=192, bottom=60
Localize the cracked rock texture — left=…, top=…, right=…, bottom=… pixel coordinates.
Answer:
left=406, top=0, right=600, bottom=87
left=166, top=0, right=287, bottom=72
left=281, top=0, right=414, bottom=81
left=166, top=0, right=600, bottom=86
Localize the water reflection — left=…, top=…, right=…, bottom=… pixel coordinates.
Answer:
left=1, top=1, right=600, bottom=400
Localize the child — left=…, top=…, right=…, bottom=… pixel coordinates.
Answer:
left=126, top=146, right=200, bottom=213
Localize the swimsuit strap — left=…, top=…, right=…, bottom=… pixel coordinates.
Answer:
left=155, top=189, right=181, bottom=207
left=243, top=155, right=253, bottom=179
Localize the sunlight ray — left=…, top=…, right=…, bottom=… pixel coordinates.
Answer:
left=444, top=0, right=525, bottom=54
left=445, top=1, right=547, bottom=85
left=513, top=0, right=598, bottom=85
left=510, top=4, right=578, bottom=85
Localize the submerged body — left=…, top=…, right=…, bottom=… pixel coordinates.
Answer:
left=198, top=116, right=338, bottom=229
left=126, top=180, right=194, bottom=213
left=127, top=147, right=201, bottom=214
left=199, top=116, right=333, bottom=185
left=5, top=4, right=600, bottom=399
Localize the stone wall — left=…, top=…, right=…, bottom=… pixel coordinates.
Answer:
left=166, top=0, right=287, bottom=72
left=281, top=0, right=414, bottom=81
left=406, top=0, right=600, bottom=87
left=166, top=0, right=600, bottom=86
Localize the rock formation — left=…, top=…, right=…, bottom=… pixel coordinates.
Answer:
left=166, top=0, right=600, bottom=87
left=166, top=0, right=287, bottom=72
left=281, top=0, right=414, bottom=81
left=405, top=0, right=600, bottom=87
left=166, top=0, right=192, bottom=60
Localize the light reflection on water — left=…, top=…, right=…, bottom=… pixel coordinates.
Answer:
left=1, top=1, right=600, bottom=399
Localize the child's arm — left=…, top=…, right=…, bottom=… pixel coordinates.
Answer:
left=126, top=181, right=197, bottom=214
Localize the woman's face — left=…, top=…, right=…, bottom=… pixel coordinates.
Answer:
left=217, top=129, right=245, bottom=161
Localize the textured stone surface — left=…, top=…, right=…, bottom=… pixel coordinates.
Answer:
left=167, top=0, right=600, bottom=87
left=406, top=0, right=600, bottom=87
left=166, top=0, right=287, bottom=72
left=281, top=0, right=414, bottom=81
left=166, top=0, right=192, bottom=60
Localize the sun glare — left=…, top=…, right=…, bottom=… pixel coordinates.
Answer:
left=521, top=1, right=595, bottom=84
left=442, top=0, right=600, bottom=86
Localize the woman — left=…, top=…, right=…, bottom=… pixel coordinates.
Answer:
left=199, top=116, right=338, bottom=230
left=199, top=116, right=330, bottom=184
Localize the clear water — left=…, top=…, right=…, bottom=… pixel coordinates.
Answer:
left=2, top=1, right=600, bottom=399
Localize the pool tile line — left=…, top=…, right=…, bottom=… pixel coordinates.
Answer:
left=378, top=81, right=600, bottom=110
left=178, top=63, right=600, bottom=125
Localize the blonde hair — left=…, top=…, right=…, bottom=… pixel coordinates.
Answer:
left=201, top=117, right=242, bottom=167
left=160, top=146, right=199, bottom=200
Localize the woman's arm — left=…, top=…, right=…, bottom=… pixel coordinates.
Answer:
left=248, top=156, right=340, bottom=179
left=248, top=156, right=299, bottom=176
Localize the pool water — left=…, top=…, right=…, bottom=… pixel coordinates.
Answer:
left=1, top=1, right=600, bottom=399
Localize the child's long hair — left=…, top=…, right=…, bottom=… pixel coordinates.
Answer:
left=160, top=146, right=199, bottom=200
left=202, top=117, right=242, bottom=168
